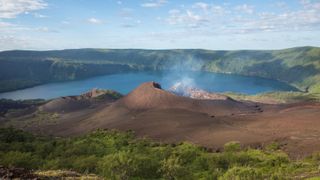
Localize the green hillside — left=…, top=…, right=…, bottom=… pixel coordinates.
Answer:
left=1, top=128, right=319, bottom=179
left=0, top=46, right=319, bottom=93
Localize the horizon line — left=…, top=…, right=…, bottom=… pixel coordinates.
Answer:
left=0, top=45, right=319, bottom=53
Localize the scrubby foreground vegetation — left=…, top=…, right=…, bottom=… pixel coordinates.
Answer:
left=0, top=128, right=319, bottom=179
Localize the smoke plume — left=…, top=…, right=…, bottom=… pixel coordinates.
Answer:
left=161, top=54, right=204, bottom=94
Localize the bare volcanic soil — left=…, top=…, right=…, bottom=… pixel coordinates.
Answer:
left=6, top=82, right=320, bottom=158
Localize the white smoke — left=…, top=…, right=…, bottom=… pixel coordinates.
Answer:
left=161, top=54, right=204, bottom=95
left=170, top=77, right=195, bottom=96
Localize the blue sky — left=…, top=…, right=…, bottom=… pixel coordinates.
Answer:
left=0, top=0, right=319, bottom=50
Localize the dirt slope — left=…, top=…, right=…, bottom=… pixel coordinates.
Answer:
left=39, top=89, right=121, bottom=113
left=6, top=82, right=320, bottom=158
left=115, top=82, right=259, bottom=115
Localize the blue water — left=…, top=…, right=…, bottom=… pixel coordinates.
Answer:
left=0, top=71, right=297, bottom=100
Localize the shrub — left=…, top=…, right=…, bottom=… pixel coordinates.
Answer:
left=98, top=151, right=160, bottom=179
left=0, top=128, right=34, bottom=143
left=72, top=155, right=100, bottom=173
left=0, top=151, right=41, bottom=169
left=160, top=155, right=191, bottom=180
left=224, top=141, right=241, bottom=153
left=266, top=142, right=280, bottom=151
left=0, top=128, right=319, bottom=179
left=221, top=167, right=263, bottom=180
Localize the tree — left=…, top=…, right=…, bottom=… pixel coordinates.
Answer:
left=160, top=156, right=191, bottom=180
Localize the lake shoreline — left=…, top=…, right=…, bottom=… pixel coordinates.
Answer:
left=0, top=71, right=299, bottom=100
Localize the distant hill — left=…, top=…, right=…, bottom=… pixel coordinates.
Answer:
left=0, top=46, right=319, bottom=93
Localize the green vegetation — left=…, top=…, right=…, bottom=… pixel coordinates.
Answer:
left=33, top=170, right=101, bottom=179
left=0, top=58, right=133, bottom=92
left=0, top=128, right=319, bottom=179
left=93, top=90, right=123, bottom=100
left=1, top=47, right=320, bottom=95
left=225, top=91, right=320, bottom=104
left=0, top=99, right=45, bottom=116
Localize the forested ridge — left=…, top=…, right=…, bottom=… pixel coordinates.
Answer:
left=1, top=46, right=319, bottom=93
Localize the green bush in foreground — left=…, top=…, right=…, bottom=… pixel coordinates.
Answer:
left=0, top=127, right=319, bottom=179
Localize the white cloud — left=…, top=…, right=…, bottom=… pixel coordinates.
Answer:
left=61, top=20, right=70, bottom=25
left=193, top=2, right=209, bottom=11
left=0, top=21, right=14, bottom=28
left=166, top=1, right=320, bottom=35
left=141, top=0, right=168, bottom=8
left=87, top=17, right=103, bottom=24
left=0, top=21, right=28, bottom=33
left=300, top=0, right=320, bottom=10
left=0, top=34, right=67, bottom=51
left=167, top=9, right=208, bottom=28
left=119, top=8, right=134, bottom=19
left=35, top=26, right=58, bottom=33
left=36, top=26, right=48, bottom=32
left=121, top=19, right=141, bottom=28
left=33, top=12, right=47, bottom=18
left=167, top=3, right=226, bottom=28
left=0, top=35, right=29, bottom=50
left=210, top=5, right=226, bottom=16
left=169, top=9, right=180, bottom=14
left=274, top=2, right=288, bottom=9
left=235, top=4, right=254, bottom=14
left=252, top=1, right=320, bottom=32
left=0, top=0, right=47, bottom=19
left=192, top=2, right=226, bottom=15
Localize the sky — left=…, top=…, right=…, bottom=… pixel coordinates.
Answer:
left=0, top=0, right=319, bottom=50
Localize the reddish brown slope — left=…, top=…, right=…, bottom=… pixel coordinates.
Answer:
left=12, top=82, right=320, bottom=158
left=115, top=82, right=259, bottom=116
left=39, top=89, right=121, bottom=113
